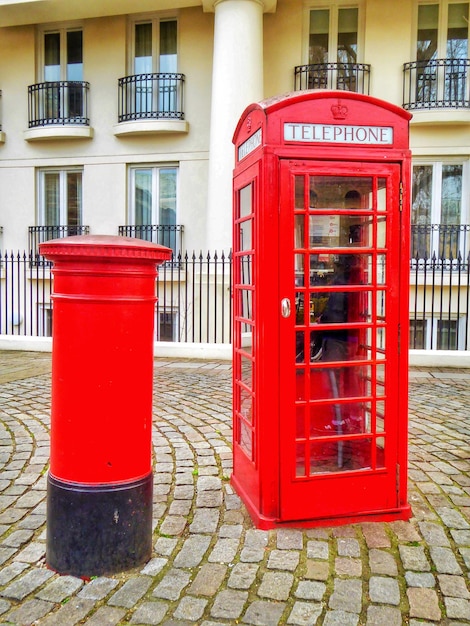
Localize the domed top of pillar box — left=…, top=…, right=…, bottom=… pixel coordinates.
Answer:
left=39, top=234, right=172, bottom=265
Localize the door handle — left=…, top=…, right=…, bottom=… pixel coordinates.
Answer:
left=281, top=297, right=291, bottom=318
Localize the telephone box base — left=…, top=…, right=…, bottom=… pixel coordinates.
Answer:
left=232, top=475, right=411, bottom=530
left=46, top=472, right=153, bottom=577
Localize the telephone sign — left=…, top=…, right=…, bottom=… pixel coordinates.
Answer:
left=232, top=91, right=412, bottom=528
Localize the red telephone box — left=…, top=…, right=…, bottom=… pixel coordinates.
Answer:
left=232, top=91, right=412, bottom=528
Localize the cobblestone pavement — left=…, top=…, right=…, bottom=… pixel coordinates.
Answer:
left=1, top=352, right=470, bottom=625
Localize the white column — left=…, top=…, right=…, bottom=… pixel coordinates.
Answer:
left=206, top=0, right=264, bottom=252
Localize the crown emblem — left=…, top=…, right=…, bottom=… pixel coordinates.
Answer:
left=331, top=102, right=348, bottom=120
left=246, top=116, right=252, bottom=132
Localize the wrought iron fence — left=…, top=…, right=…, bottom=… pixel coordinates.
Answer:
left=28, top=81, right=90, bottom=127
left=0, top=250, right=232, bottom=344
left=403, top=58, right=470, bottom=110
left=2, top=247, right=470, bottom=350
left=294, top=63, right=370, bottom=94
left=118, top=73, right=185, bottom=122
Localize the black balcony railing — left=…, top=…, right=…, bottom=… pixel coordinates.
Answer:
left=118, top=73, right=185, bottom=123
left=118, top=224, right=183, bottom=255
left=403, top=58, right=470, bottom=110
left=294, top=63, right=370, bottom=94
left=28, top=225, right=90, bottom=259
left=28, top=81, right=90, bottom=128
left=411, top=224, right=470, bottom=264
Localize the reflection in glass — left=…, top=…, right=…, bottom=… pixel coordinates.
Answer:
left=377, top=178, right=387, bottom=212
left=377, top=290, right=386, bottom=321
left=308, top=366, right=372, bottom=400
left=310, top=400, right=368, bottom=438
left=239, top=255, right=253, bottom=285
left=239, top=386, right=253, bottom=423
left=296, top=371, right=306, bottom=401
left=240, top=219, right=252, bottom=251
left=308, top=175, right=373, bottom=209
left=295, top=254, right=305, bottom=286
left=296, top=444, right=306, bottom=477
left=376, top=254, right=386, bottom=284
left=376, top=437, right=385, bottom=468
left=309, top=214, right=371, bottom=247
left=295, top=176, right=305, bottom=209
left=295, top=214, right=305, bottom=248
left=239, top=289, right=253, bottom=321
left=310, top=254, right=370, bottom=286
left=241, top=354, right=253, bottom=388
left=376, top=401, right=385, bottom=432
left=308, top=438, right=372, bottom=473
left=377, top=326, right=386, bottom=352
left=377, top=216, right=386, bottom=248
left=296, top=406, right=305, bottom=438
left=239, top=420, right=253, bottom=458
left=240, top=184, right=252, bottom=218
left=296, top=330, right=305, bottom=363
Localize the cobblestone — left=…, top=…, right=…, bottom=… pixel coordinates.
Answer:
left=2, top=353, right=470, bottom=624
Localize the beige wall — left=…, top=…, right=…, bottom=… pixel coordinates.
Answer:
left=264, top=0, right=303, bottom=98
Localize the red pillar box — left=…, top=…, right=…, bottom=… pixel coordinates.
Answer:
left=40, top=235, right=171, bottom=577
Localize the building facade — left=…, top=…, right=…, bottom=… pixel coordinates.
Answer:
left=0, top=0, right=469, bottom=349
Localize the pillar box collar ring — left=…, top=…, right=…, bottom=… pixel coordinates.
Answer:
left=40, top=234, right=172, bottom=264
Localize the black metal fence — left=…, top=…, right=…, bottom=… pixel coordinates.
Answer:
left=117, top=73, right=185, bottom=122
left=2, top=247, right=470, bottom=350
left=28, top=81, right=90, bottom=127
left=403, top=58, right=470, bottom=110
left=0, top=250, right=232, bottom=344
left=294, top=63, right=371, bottom=94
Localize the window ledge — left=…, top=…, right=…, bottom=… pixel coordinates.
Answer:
left=24, top=126, right=94, bottom=142
left=409, top=109, right=470, bottom=126
left=113, top=120, right=189, bottom=136
left=0, top=131, right=5, bottom=144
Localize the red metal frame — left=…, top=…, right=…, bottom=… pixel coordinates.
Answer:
left=232, top=91, right=411, bottom=528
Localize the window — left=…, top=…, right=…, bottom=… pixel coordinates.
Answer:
left=134, top=19, right=177, bottom=74
left=42, top=27, right=84, bottom=121
left=416, top=2, right=469, bottom=103
left=44, top=29, right=83, bottom=82
left=38, top=168, right=83, bottom=229
left=132, top=18, right=177, bottom=114
left=308, top=5, right=360, bottom=90
left=411, top=160, right=469, bottom=260
left=38, top=304, right=53, bottom=337
left=129, top=166, right=178, bottom=252
left=410, top=316, right=466, bottom=349
left=156, top=309, right=179, bottom=341
left=417, top=2, right=469, bottom=61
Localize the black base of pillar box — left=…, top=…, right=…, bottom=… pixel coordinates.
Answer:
left=46, top=472, right=153, bottom=577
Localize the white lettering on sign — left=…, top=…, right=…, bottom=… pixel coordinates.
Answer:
left=284, top=123, right=393, bottom=145
left=238, top=128, right=262, bottom=160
